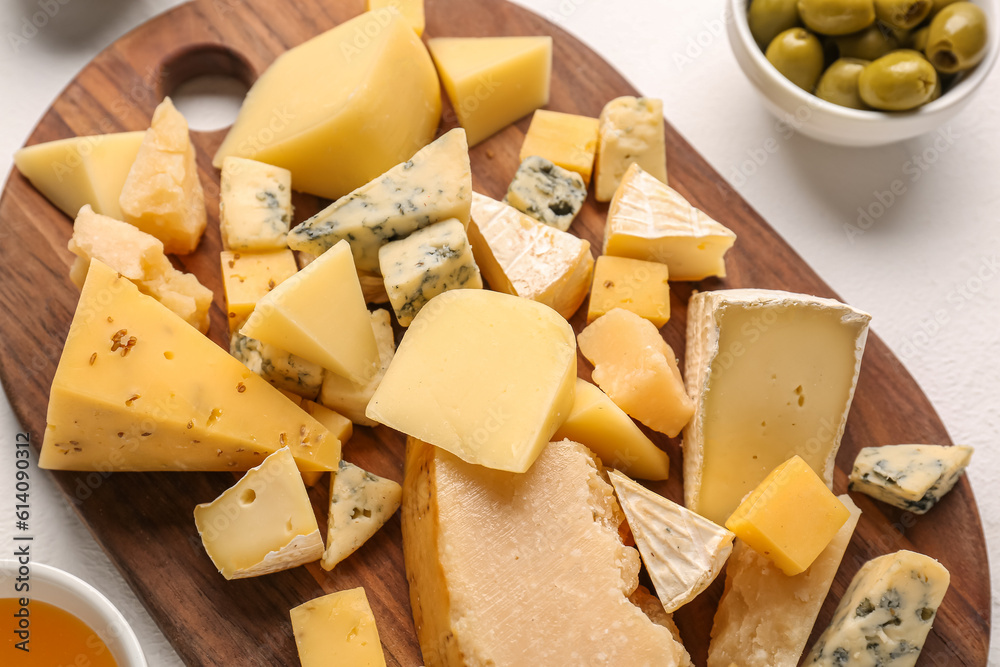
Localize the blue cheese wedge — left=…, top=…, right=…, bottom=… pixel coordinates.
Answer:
left=849, top=444, right=973, bottom=514
left=287, top=128, right=472, bottom=273
left=230, top=332, right=325, bottom=400
left=378, top=218, right=483, bottom=326
left=319, top=309, right=396, bottom=426
left=504, top=155, right=586, bottom=232
left=807, top=550, right=950, bottom=667
left=594, top=96, right=667, bottom=202
left=219, top=157, right=292, bottom=251
left=321, top=460, right=402, bottom=571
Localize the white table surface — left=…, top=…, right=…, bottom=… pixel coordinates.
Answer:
left=1, top=1, right=997, bottom=664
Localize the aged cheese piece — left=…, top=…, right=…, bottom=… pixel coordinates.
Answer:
left=230, top=332, right=325, bottom=400
left=554, top=378, right=670, bottom=481
left=468, top=192, right=593, bottom=319
left=595, top=97, right=667, bottom=202
left=241, top=240, right=378, bottom=383
left=609, top=470, right=734, bottom=613
left=604, top=163, right=736, bottom=281
left=220, top=249, right=299, bottom=332
left=142, top=268, right=214, bottom=334
left=366, top=0, right=424, bottom=35
left=683, top=289, right=871, bottom=525
left=291, top=588, right=388, bottom=667
left=403, top=437, right=693, bottom=666
left=588, top=255, right=671, bottom=327
left=14, top=131, right=144, bottom=220
left=219, top=157, right=292, bottom=251
left=378, top=218, right=483, bottom=326
left=519, top=109, right=600, bottom=184
left=504, top=155, right=586, bottom=232
left=708, top=495, right=862, bottom=667
left=578, top=308, right=694, bottom=437
left=367, top=290, right=576, bottom=473
left=40, top=260, right=339, bottom=472
left=320, top=309, right=395, bottom=427
left=726, top=456, right=850, bottom=576
left=287, top=128, right=472, bottom=273
left=807, top=550, right=950, bottom=667
left=849, top=444, right=974, bottom=514
left=119, top=97, right=206, bottom=254
left=322, top=460, right=402, bottom=571
left=427, top=36, right=552, bottom=146
left=213, top=10, right=440, bottom=200
left=194, top=447, right=323, bottom=579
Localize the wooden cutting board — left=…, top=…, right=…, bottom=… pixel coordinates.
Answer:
left=0, top=0, right=990, bottom=664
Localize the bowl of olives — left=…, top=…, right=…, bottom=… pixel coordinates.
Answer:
left=728, top=0, right=999, bottom=145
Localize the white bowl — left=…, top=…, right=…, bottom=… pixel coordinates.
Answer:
left=0, top=560, right=147, bottom=666
left=727, top=0, right=1000, bottom=145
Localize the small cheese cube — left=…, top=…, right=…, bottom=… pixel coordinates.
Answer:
left=588, top=255, right=671, bottom=327
left=291, top=588, right=387, bottom=667
left=366, top=0, right=424, bottom=35
left=320, top=309, right=396, bottom=427
left=322, top=460, right=402, bottom=571
left=595, top=97, right=667, bottom=202
left=378, top=218, right=483, bottom=326
left=230, top=332, right=325, bottom=400
left=848, top=444, right=973, bottom=514
left=220, top=250, right=299, bottom=332
left=219, top=157, right=292, bottom=251
left=726, top=456, right=850, bottom=576
left=519, top=109, right=600, bottom=184
left=504, top=156, right=586, bottom=232
left=578, top=308, right=693, bottom=437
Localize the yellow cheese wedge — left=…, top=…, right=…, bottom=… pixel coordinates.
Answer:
left=14, top=131, right=144, bottom=220
left=519, top=109, right=600, bottom=184
left=322, top=460, right=402, bottom=571
left=595, top=96, right=667, bottom=202
left=367, top=290, right=576, bottom=474
left=291, top=588, right=388, bottom=667
left=427, top=36, right=552, bottom=146
left=588, top=255, right=671, bottom=327
left=605, top=163, right=736, bottom=281
left=468, top=192, right=593, bottom=319
left=220, top=250, right=299, bottom=332
left=241, top=240, right=378, bottom=384
left=319, top=309, right=395, bottom=427
left=403, top=437, right=693, bottom=666
left=193, top=447, right=323, bottom=579
left=213, top=10, right=440, bottom=200
left=366, top=0, right=424, bottom=35
left=219, top=157, right=292, bottom=251
left=39, top=260, right=339, bottom=472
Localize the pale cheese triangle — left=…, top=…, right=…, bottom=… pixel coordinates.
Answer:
left=321, top=460, right=402, bottom=571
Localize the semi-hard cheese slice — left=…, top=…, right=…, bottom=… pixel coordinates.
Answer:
left=219, top=157, right=292, bottom=251
left=519, top=109, right=600, bottom=184
left=587, top=255, right=671, bottom=327
left=241, top=240, right=378, bottom=383
left=287, top=128, right=471, bottom=273
left=610, top=470, right=733, bottom=613
left=806, top=550, right=950, bottom=666
left=367, top=0, right=424, bottom=36
left=193, top=447, right=323, bottom=579
left=291, top=588, right=387, bottom=667
left=230, top=332, right=325, bottom=401
left=595, top=97, right=667, bottom=202
left=468, top=192, right=593, bottom=319
left=220, top=249, right=299, bottom=332
left=320, top=309, right=395, bottom=427
left=849, top=444, right=974, bottom=513
left=367, top=290, right=576, bottom=474
left=403, top=437, right=693, bottom=666
left=683, top=289, right=871, bottom=525
left=321, top=460, right=402, bottom=571
left=214, top=10, right=440, bottom=200
left=604, top=163, right=736, bottom=281
left=708, top=495, right=862, bottom=667
left=39, top=260, right=339, bottom=472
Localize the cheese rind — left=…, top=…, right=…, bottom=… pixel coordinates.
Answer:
left=519, top=109, right=600, bottom=184
left=220, top=250, right=299, bottom=332
left=230, top=332, right=325, bottom=400
left=319, top=309, right=395, bottom=427
left=588, top=255, right=671, bottom=327
left=322, top=460, right=402, bottom=571
left=504, top=155, right=586, bottom=232
left=219, top=157, right=292, bottom=251
left=848, top=444, right=973, bottom=514
left=291, top=588, right=388, bottom=667
left=595, top=97, right=667, bottom=202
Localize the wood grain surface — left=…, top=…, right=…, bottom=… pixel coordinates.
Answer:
left=0, top=0, right=990, bottom=664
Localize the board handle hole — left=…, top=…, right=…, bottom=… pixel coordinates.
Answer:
left=157, top=44, right=255, bottom=133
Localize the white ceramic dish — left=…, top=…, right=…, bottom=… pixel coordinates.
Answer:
left=727, top=0, right=1000, bottom=145
left=0, top=560, right=147, bottom=666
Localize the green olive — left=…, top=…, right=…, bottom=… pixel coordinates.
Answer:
left=859, top=49, right=939, bottom=109
left=766, top=28, right=826, bottom=90
left=749, top=0, right=802, bottom=49
left=834, top=24, right=900, bottom=58
left=798, top=0, right=876, bottom=35
left=929, top=72, right=944, bottom=99
left=816, top=57, right=872, bottom=107
left=925, top=2, right=988, bottom=73
left=874, top=0, right=933, bottom=29
left=912, top=25, right=930, bottom=50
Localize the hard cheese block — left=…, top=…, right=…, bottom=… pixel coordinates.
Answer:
left=609, top=470, right=734, bottom=613
left=320, top=309, right=395, bottom=427
left=291, top=588, right=387, bottom=667
left=366, top=0, right=424, bottom=35
left=849, top=444, right=974, bottom=514
left=367, top=290, right=576, bottom=474
left=219, top=157, right=292, bottom=251
left=588, top=255, right=671, bottom=327
left=220, top=249, right=299, bottom=332
left=402, top=437, right=692, bottom=666
left=287, top=128, right=471, bottom=273
left=322, top=460, right=402, bottom=571
left=604, top=163, right=736, bottom=281
left=519, top=109, right=600, bottom=184
left=595, top=97, right=667, bottom=202
left=230, top=332, right=325, bottom=401
left=14, top=131, right=144, bottom=220
left=683, top=289, right=871, bottom=525
left=504, top=155, right=586, bottom=232
left=193, top=447, right=323, bottom=579
left=241, top=240, right=379, bottom=384
left=427, top=36, right=552, bottom=146
left=807, top=550, right=950, bottom=666
left=40, top=260, right=339, bottom=472
left=213, top=9, right=440, bottom=200
left=708, top=495, right=862, bottom=667
left=468, top=192, right=593, bottom=320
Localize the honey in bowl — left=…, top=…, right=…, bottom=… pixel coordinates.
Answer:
left=0, top=597, right=118, bottom=666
